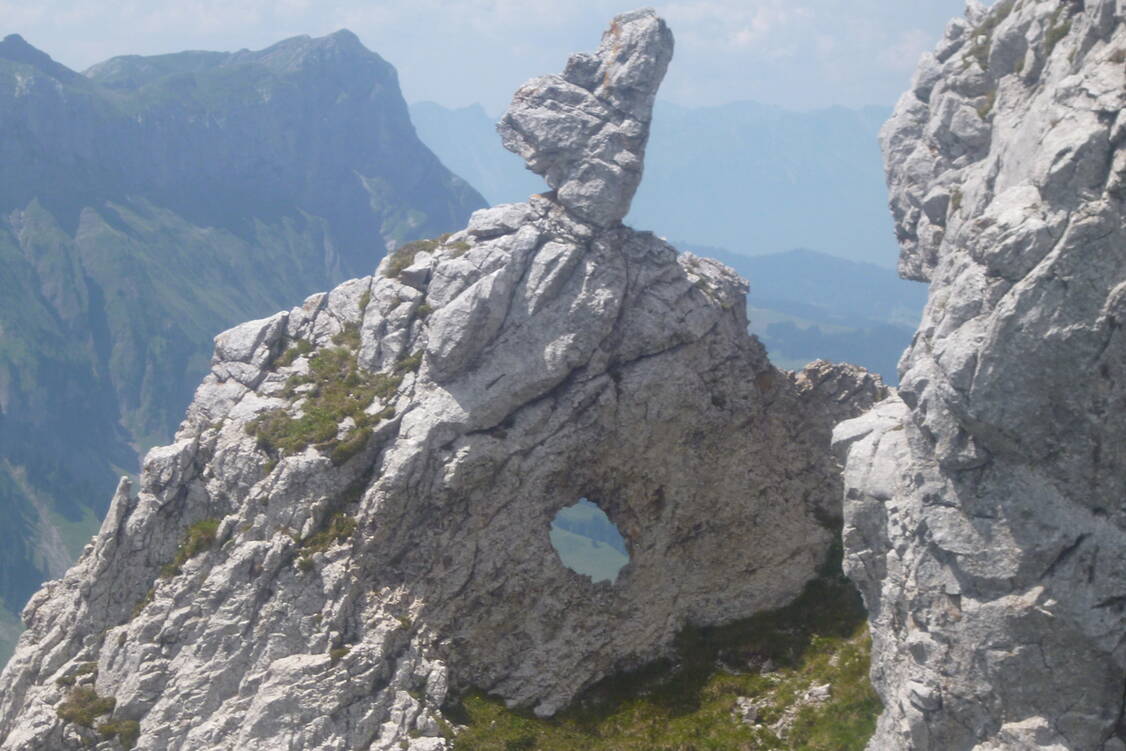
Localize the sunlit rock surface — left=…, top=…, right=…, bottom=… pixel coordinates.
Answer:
left=0, top=10, right=885, bottom=750
left=837, top=1, right=1126, bottom=748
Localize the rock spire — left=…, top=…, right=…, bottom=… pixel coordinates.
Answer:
left=498, top=8, right=673, bottom=227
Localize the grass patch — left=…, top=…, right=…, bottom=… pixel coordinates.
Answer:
left=949, top=188, right=963, bottom=217
left=448, top=572, right=879, bottom=751
left=247, top=330, right=400, bottom=466
left=1045, top=5, right=1072, bottom=57
left=99, top=719, right=141, bottom=749
left=330, top=646, right=351, bottom=663
left=300, top=512, right=357, bottom=556
left=394, top=350, right=424, bottom=375
left=976, top=89, right=996, bottom=119
left=160, top=518, right=220, bottom=579
left=358, top=290, right=372, bottom=313
left=131, top=587, right=154, bottom=619
left=56, top=687, right=116, bottom=728
left=274, top=338, right=312, bottom=369
left=384, top=239, right=440, bottom=278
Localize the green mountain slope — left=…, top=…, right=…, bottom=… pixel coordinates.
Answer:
left=0, top=31, right=485, bottom=665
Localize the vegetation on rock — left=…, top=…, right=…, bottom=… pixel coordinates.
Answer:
left=248, top=326, right=402, bottom=466
left=160, top=518, right=220, bottom=579
left=56, top=687, right=116, bottom=728
left=449, top=569, right=879, bottom=751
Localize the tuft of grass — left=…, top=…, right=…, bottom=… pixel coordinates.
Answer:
left=394, top=350, right=424, bottom=375
left=329, top=646, right=351, bottom=663
left=976, top=89, right=996, bottom=119
left=416, top=303, right=434, bottom=319
left=384, top=239, right=440, bottom=278
left=274, top=339, right=312, bottom=369
left=56, top=687, right=116, bottom=728
left=131, top=587, right=154, bottom=619
left=358, top=290, right=373, bottom=313
left=446, top=241, right=472, bottom=258
left=449, top=572, right=879, bottom=751
left=300, top=512, right=358, bottom=555
left=99, top=719, right=141, bottom=749
left=1044, top=6, right=1072, bottom=56
left=160, top=518, right=221, bottom=579
left=247, top=333, right=401, bottom=465
left=949, top=188, right=963, bottom=217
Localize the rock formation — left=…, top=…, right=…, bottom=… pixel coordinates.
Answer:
left=0, top=10, right=884, bottom=750
left=836, top=1, right=1126, bottom=748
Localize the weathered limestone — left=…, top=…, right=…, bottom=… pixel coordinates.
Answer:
left=0, top=10, right=885, bottom=750
left=837, top=1, right=1126, bottom=748
left=498, top=8, right=672, bottom=227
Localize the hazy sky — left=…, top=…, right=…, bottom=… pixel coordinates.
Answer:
left=3, top=0, right=974, bottom=114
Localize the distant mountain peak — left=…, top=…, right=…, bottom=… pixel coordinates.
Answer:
left=0, top=33, right=85, bottom=85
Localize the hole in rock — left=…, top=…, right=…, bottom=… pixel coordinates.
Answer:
left=549, top=498, right=629, bottom=584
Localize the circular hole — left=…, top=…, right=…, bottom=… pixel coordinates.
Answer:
left=549, top=498, right=629, bottom=583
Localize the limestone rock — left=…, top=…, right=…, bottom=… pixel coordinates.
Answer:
left=0, top=12, right=883, bottom=751
left=839, top=2, right=1126, bottom=749
left=498, top=8, right=673, bottom=227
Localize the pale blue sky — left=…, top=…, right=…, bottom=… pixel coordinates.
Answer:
left=3, top=1, right=976, bottom=113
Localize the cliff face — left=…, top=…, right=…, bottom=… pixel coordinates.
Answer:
left=0, top=30, right=483, bottom=665
left=837, top=1, right=1126, bottom=748
left=0, top=11, right=884, bottom=750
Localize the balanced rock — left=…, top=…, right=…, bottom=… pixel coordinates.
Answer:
left=498, top=8, right=673, bottom=227
left=837, top=1, right=1126, bottom=749
left=0, top=10, right=884, bottom=751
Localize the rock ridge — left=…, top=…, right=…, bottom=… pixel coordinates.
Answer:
left=838, top=1, right=1126, bottom=749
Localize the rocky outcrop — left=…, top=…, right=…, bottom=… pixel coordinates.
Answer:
left=837, top=1, right=1126, bottom=749
left=0, top=10, right=885, bottom=750
left=498, top=8, right=672, bottom=227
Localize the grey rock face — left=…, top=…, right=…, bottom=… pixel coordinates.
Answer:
left=0, top=12, right=886, bottom=751
left=498, top=8, right=673, bottom=227
left=838, top=1, right=1126, bottom=749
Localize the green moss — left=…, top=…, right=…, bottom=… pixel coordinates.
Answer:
left=56, top=687, right=116, bottom=728
left=384, top=239, right=440, bottom=278
left=99, top=719, right=141, bottom=749
left=160, top=518, right=221, bottom=579
left=449, top=572, right=879, bottom=751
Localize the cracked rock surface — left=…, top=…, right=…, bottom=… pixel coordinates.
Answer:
left=837, top=1, right=1126, bottom=749
left=498, top=8, right=672, bottom=228
left=0, top=10, right=885, bottom=751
